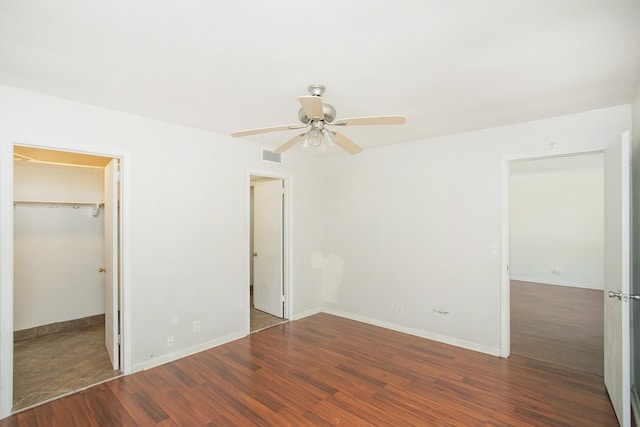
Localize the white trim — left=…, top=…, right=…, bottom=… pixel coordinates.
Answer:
left=509, top=276, right=604, bottom=290
left=632, top=384, right=640, bottom=427
left=133, top=331, right=247, bottom=372
left=620, top=130, right=632, bottom=426
left=247, top=169, right=293, bottom=333
left=118, top=153, right=132, bottom=377
left=500, top=156, right=510, bottom=358
left=500, top=144, right=609, bottom=359
left=291, top=307, right=322, bottom=320
left=0, top=135, right=132, bottom=420
left=322, top=308, right=501, bottom=357
left=0, top=133, right=15, bottom=419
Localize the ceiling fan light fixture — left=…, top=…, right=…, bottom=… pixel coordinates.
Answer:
left=301, top=126, right=336, bottom=153
left=320, top=128, right=335, bottom=149
left=301, top=128, right=321, bottom=148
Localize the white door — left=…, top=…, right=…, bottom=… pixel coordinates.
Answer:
left=104, top=159, right=119, bottom=370
left=253, top=179, right=284, bottom=318
left=604, top=131, right=631, bottom=426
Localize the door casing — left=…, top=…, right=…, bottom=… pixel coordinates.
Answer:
left=104, top=158, right=120, bottom=370
left=500, top=140, right=631, bottom=424
left=252, top=178, right=284, bottom=318
left=247, top=170, right=292, bottom=332
left=500, top=144, right=610, bottom=357
left=0, top=136, right=132, bottom=419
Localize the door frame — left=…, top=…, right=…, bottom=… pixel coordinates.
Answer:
left=247, top=170, right=292, bottom=331
left=500, top=144, right=609, bottom=357
left=0, top=134, right=132, bottom=418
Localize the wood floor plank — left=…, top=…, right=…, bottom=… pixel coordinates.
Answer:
left=1, top=313, right=618, bottom=426
left=511, top=280, right=604, bottom=376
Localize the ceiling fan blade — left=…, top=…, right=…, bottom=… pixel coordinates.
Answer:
left=231, top=123, right=307, bottom=138
left=298, top=96, right=324, bottom=120
left=333, top=131, right=364, bottom=155
left=331, top=115, right=406, bottom=126
left=273, top=134, right=305, bottom=154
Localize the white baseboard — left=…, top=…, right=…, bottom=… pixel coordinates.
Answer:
left=133, top=306, right=502, bottom=376
left=132, top=331, right=247, bottom=373
left=510, top=275, right=603, bottom=290
left=321, top=308, right=501, bottom=357
left=291, top=307, right=322, bottom=320
left=132, top=307, right=323, bottom=373
left=632, top=384, right=640, bottom=427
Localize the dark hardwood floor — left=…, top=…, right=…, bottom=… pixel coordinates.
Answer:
left=1, top=313, right=617, bottom=426
left=511, top=280, right=604, bottom=376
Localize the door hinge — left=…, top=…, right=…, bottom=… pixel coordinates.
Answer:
left=118, top=334, right=121, bottom=345
left=281, top=295, right=285, bottom=303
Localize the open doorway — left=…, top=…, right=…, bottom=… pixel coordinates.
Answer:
left=502, top=134, right=632, bottom=424
left=12, top=146, right=122, bottom=411
left=249, top=175, right=288, bottom=332
left=509, top=153, right=605, bottom=373
left=508, top=153, right=605, bottom=375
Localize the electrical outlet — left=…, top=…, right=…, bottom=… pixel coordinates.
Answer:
left=396, top=305, right=404, bottom=316
left=167, top=336, right=174, bottom=348
left=193, top=320, right=201, bottom=333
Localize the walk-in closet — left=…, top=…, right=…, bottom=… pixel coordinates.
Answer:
left=12, top=147, right=121, bottom=411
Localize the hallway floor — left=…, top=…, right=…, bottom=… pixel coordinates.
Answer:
left=13, top=324, right=121, bottom=411
left=511, top=280, right=603, bottom=376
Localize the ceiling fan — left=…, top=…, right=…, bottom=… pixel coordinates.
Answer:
left=231, top=84, right=406, bottom=155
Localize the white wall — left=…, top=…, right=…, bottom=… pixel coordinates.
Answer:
left=0, top=84, right=324, bottom=374
left=13, top=162, right=105, bottom=330
left=509, top=164, right=604, bottom=289
left=321, top=105, right=631, bottom=354
left=0, top=83, right=632, bottom=387
left=14, top=161, right=104, bottom=202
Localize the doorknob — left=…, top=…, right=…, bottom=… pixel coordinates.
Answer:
left=608, top=291, right=622, bottom=300
left=99, top=267, right=107, bottom=273
left=608, top=291, right=640, bottom=301
left=252, top=252, right=258, bottom=257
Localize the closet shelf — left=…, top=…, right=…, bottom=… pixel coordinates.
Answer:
left=14, top=200, right=104, bottom=216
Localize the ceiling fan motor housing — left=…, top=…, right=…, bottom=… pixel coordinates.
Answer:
left=298, top=103, right=336, bottom=124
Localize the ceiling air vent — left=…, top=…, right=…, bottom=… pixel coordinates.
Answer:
left=261, top=147, right=282, bottom=164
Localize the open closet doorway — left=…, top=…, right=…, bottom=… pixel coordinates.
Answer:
left=12, top=146, right=123, bottom=411
left=249, top=174, right=288, bottom=332
left=508, top=153, right=605, bottom=376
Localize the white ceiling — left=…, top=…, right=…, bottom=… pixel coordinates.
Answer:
left=1, top=1, right=639, bottom=152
